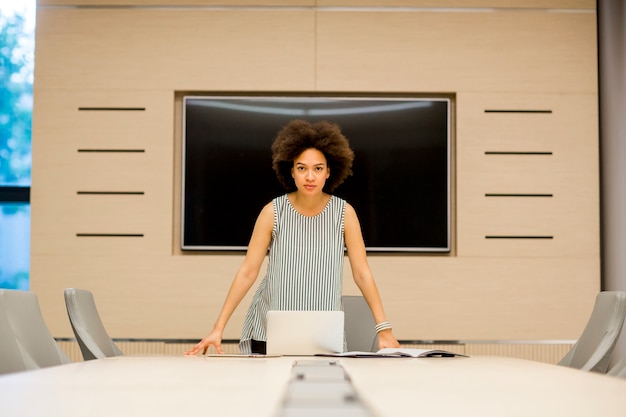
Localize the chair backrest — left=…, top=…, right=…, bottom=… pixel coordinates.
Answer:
left=0, top=296, right=30, bottom=374
left=64, top=288, right=123, bottom=360
left=342, top=295, right=378, bottom=352
left=558, top=291, right=626, bottom=373
left=0, top=289, right=71, bottom=369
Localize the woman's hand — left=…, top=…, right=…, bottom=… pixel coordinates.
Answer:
left=377, top=329, right=400, bottom=350
left=185, top=329, right=223, bottom=355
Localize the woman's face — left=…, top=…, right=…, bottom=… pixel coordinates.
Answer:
left=291, top=148, right=330, bottom=194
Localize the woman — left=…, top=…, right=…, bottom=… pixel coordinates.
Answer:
left=185, top=119, right=399, bottom=355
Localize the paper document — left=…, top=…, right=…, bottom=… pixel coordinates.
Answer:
left=316, top=347, right=467, bottom=358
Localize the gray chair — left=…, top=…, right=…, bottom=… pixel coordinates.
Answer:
left=558, top=291, right=626, bottom=373
left=0, top=289, right=71, bottom=370
left=0, top=295, right=30, bottom=374
left=342, top=295, right=378, bottom=352
left=64, top=288, right=123, bottom=360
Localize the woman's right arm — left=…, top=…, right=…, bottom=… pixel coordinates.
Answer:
left=184, top=202, right=274, bottom=355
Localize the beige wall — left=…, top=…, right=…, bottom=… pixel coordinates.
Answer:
left=31, top=1, right=599, bottom=347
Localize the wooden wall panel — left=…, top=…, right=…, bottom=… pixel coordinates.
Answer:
left=32, top=95, right=172, bottom=149
left=316, top=1, right=594, bottom=7
left=32, top=252, right=261, bottom=339
left=39, top=1, right=315, bottom=5
left=30, top=4, right=600, bottom=349
left=31, top=90, right=175, bottom=256
left=456, top=93, right=599, bottom=257
left=316, top=10, right=596, bottom=93
left=34, top=8, right=316, bottom=91
left=35, top=253, right=598, bottom=340
left=457, top=94, right=599, bottom=150
left=343, top=256, right=599, bottom=341
left=38, top=0, right=595, bottom=7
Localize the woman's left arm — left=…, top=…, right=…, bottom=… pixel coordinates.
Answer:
left=344, top=203, right=400, bottom=349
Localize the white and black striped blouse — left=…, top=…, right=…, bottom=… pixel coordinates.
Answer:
left=239, top=194, right=346, bottom=354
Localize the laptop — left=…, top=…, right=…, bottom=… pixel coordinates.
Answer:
left=266, top=310, right=345, bottom=356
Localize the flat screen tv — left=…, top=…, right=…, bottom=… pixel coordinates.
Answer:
left=182, top=95, right=450, bottom=252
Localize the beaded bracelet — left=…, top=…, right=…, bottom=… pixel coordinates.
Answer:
left=375, top=321, right=392, bottom=333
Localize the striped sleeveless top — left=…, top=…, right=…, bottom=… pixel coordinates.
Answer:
left=239, top=194, right=346, bottom=354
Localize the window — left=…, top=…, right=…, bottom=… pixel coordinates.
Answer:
left=0, top=1, right=35, bottom=289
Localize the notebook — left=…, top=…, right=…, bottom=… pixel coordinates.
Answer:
left=266, top=310, right=345, bottom=356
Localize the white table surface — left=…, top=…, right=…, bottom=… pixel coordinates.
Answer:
left=341, top=355, right=626, bottom=416
left=0, top=354, right=624, bottom=417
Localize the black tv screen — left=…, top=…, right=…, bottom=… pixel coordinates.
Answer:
left=182, top=96, right=450, bottom=252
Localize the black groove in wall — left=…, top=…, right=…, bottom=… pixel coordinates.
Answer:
left=485, top=193, right=553, bottom=197
left=76, top=233, right=144, bottom=237
left=485, top=151, right=553, bottom=155
left=77, top=191, right=145, bottom=195
left=77, top=149, right=145, bottom=153
left=484, top=109, right=552, bottom=113
left=485, top=235, right=553, bottom=239
left=78, top=107, right=146, bottom=111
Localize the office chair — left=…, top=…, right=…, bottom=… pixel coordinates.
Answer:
left=0, top=289, right=71, bottom=369
left=558, top=291, right=626, bottom=373
left=0, top=296, right=30, bottom=374
left=342, top=295, right=378, bottom=352
left=64, top=288, right=123, bottom=360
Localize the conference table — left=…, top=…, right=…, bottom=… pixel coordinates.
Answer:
left=0, top=354, right=624, bottom=416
